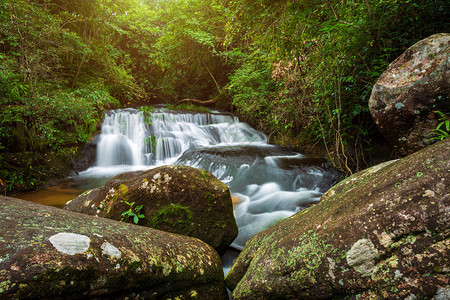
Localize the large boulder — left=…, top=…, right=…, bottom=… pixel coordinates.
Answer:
left=0, top=196, right=227, bottom=299
left=369, top=33, right=449, bottom=156
left=225, top=138, right=449, bottom=299
left=65, top=165, right=237, bottom=255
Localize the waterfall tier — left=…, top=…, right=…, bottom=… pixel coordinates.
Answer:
left=80, top=107, right=339, bottom=249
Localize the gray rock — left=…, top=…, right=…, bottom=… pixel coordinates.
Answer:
left=0, top=196, right=227, bottom=299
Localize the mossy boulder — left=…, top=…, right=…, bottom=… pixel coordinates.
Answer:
left=65, top=165, right=237, bottom=255
left=0, top=196, right=227, bottom=299
left=369, top=33, right=449, bottom=156
left=225, top=139, right=449, bottom=299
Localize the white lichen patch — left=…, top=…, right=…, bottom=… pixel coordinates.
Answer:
left=142, top=172, right=173, bottom=193
left=327, top=257, right=336, bottom=280
left=423, top=190, right=435, bottom=197
left=394, top=269, right=403, bottom=280
left=140, top=180, right=149, bottom=189
left=107, top=188, right=116, bottom=198
left=366, top=160, right=398, bottom=175
left=346, top=239, right=379, bottom=276
left=378, top=232, right=393, bottom=248
left=49, top=233, right=91, bottom=255
left=101, top=242, right=122, bottom=259
left=434, top=287, right=450, bottom=300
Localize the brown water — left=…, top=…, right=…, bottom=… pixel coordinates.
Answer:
left=14, top=180, right=84, bottom=208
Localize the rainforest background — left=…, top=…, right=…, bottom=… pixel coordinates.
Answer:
left=0, top=0, right=449, bottom=192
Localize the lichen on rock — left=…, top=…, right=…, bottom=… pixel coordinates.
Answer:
left=0, top=196, right=227, bottom=299
left=346, top=238, right=379, bottom=276
left=225, top=139, right=449, bottom=299
left=369, top=33, right=450, bottom=156
left=65, top=165, right=237, bottom=255
left=48, top=232, right=91, bottom=255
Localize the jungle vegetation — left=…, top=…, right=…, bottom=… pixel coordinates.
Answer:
left=0, top=0, right=449, bottom=191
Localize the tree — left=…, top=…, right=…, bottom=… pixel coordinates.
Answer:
left=224, top=0, right=450, bottom=174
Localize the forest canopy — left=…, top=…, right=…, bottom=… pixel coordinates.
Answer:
left=0, top=0, right=449, bottom=191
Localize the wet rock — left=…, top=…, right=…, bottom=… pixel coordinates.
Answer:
left=225, top=139, right=449, bottom=299
left=65, top=165, right=237, bottom=255
left=178, top=145, right=299, bottom=166
left=0, top=196, right=227, bottom=299
left=72, top=138, right=98, bottom=173
left=369, top=33, right=450, bottom=156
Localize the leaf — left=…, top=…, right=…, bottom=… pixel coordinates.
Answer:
left=133, top=215, right=139, bottom=224
left=435, top=110, right=445, bottom=118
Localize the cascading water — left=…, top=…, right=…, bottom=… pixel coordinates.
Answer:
left=96, top=109, right=147, bottom=166
left=79, top=107, right=339, bottom=252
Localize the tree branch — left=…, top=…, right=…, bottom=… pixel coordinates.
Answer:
left=176, top=98, right=217, bottom=106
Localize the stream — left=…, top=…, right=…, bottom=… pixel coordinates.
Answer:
left=17, top=107, right=340, bottom=273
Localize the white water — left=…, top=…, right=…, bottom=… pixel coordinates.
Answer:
left=78, top=107, right=338, bottom=251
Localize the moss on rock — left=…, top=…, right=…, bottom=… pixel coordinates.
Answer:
left=0, top=196, right=227, bottom=299
left=226, top=139, right=449, bottom=299
left=148, top=204, right=193, bottom=233
left=65, top=165, right=237, bottom=255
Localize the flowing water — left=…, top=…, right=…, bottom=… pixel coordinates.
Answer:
left=79, top=108, right=339, bottom=249
left=18, top=107, right=339, bottom=272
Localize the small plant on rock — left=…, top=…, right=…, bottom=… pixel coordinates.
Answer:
left=121, top=201, right=145, bottom=224
left=428, top=111, right=449, bottom=141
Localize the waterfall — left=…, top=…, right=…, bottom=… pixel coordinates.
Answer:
left=94, top=108, right=267, bottom=168
left=96, top=109, right=147, bottom=166
left=81, top=107, right=339, bottom=250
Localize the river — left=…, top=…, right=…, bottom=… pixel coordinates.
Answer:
left=17, top=107, right=339, bottom=272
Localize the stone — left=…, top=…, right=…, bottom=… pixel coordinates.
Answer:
left=65, top=165, right=237, bottom=255
left=72, top=138, right=98, bottom=173
left=0, top=196, right=227, bottom=299
left=225, top=138, right=449, bottom=299
left=369, top=33, right=449, bottom=156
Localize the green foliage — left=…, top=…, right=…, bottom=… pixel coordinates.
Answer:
left=138, top=106, right=155, bottom=114
left=228, top=55, right=278, bottom=132
left=144, top=135, right=158, bottom=153
left=121, top=201, right=145, bottom=224
left=139, top=106, right=155, bottom=126
left=428, top=111, right=450, bottom=141
left=165, top=103, right=212, bottom=114
left=1, top=0, right=448, bottom=191
left=116, top=0, right=230, bottom=102
left=225, top=0, right=450, bottom=174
